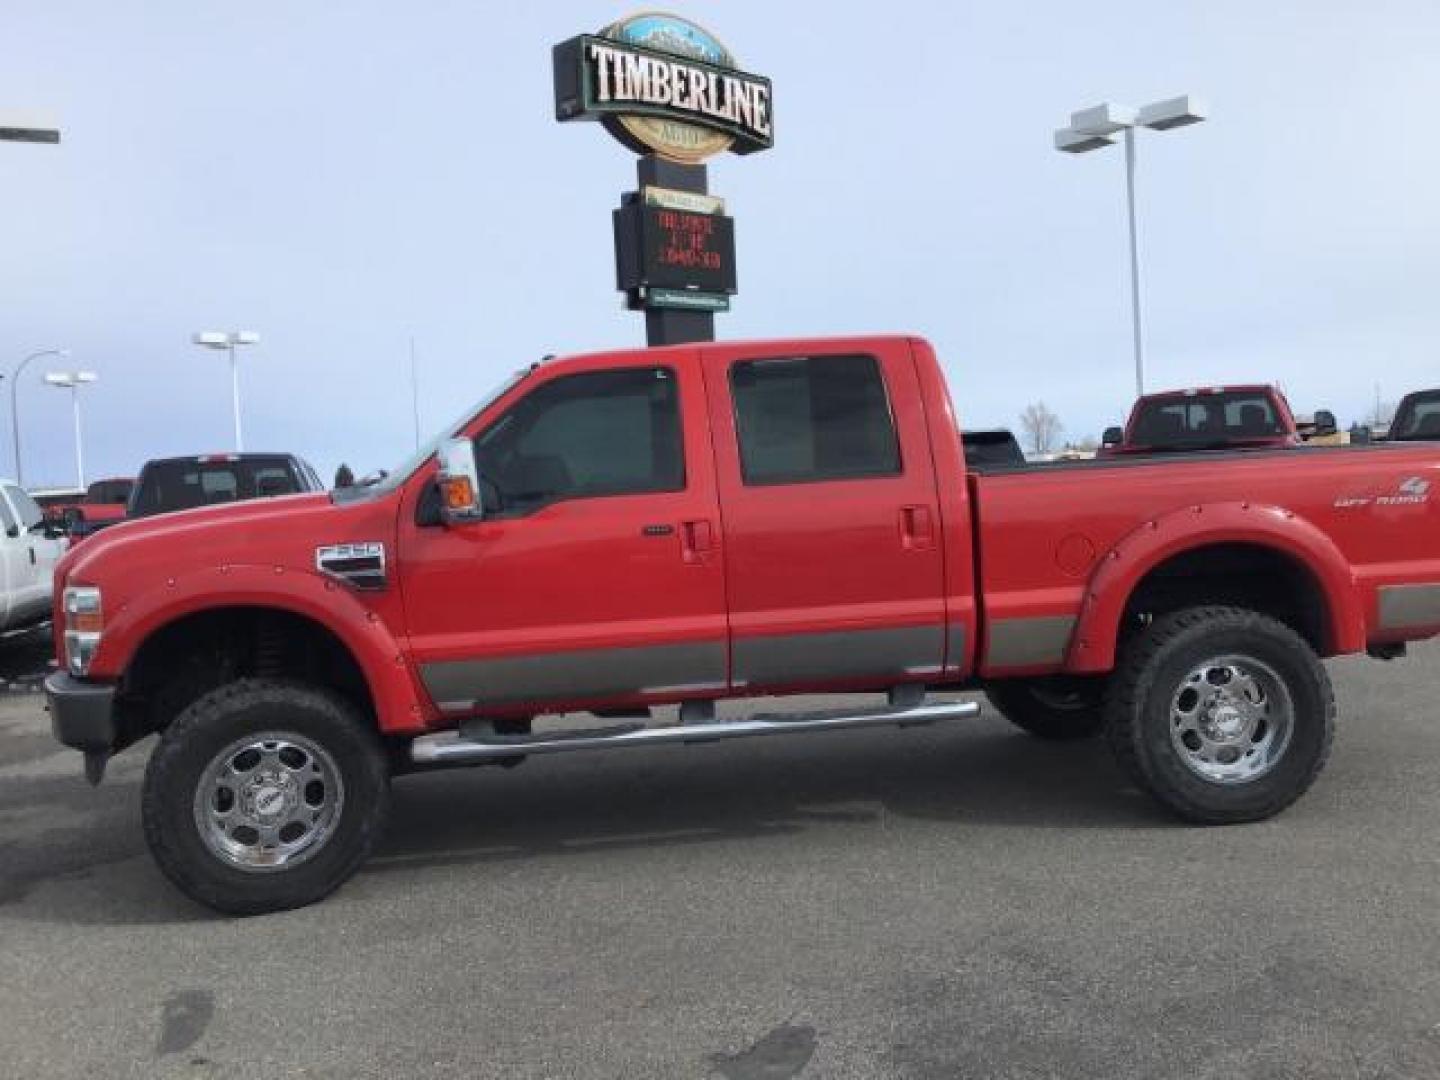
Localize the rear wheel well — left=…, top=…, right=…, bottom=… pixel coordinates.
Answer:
left=1121, top=544, right=1331, bottom=655
left=118, top=607, right=376, bottom=741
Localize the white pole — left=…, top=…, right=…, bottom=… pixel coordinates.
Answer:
left=70, top=386, right=85, bottom=489
left=1124, top=127, right=1145, bottom=398
left=230, top=342, right=244, bottom=451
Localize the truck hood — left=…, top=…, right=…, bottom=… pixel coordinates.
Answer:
left=59, top=492, right=368, bottom=591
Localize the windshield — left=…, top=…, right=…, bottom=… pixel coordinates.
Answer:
left=1130, top=392, right=1285, bottom=448
left=1392, top=392, right=1440, bottom=440
left=350, top=369, right=533, bottom=499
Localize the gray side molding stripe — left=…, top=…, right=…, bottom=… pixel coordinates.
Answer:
left=986, top=615, right=1077, bottom=668
left=947, top=622, right=967, bottom=671
left=421, top=640, right=726, bottom=708
left=732, top=624, right=944, bottom=687
left=1377, top=584, right=1440, bottom=631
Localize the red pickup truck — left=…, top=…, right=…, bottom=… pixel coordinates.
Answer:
left=1100, top=384, right=1300, bottom=456
left=45, top=336, right=1440, bottom=914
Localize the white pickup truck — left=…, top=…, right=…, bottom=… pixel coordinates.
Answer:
left=0, top=480, right=66, bottom=634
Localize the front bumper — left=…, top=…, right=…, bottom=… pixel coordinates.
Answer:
left=45, top=671, right=117, bottom=753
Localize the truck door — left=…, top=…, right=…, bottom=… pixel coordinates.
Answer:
left=701, top=341, right=947, bottom=692
left=399, top=353, right=728, bottom=716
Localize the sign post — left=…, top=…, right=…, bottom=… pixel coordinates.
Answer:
left=553, top=13, right=772, bottom=346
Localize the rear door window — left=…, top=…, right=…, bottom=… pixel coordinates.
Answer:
left=729, top=354, right=901, bottom=485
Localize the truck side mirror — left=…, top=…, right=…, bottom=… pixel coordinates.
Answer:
left=436, top=438, right=485, bottom=525
left=1102, top=426, right=1123, bottom=447
left=1313, top=410, right=1337, bottom=436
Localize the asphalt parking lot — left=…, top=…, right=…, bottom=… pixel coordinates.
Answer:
left=1, top=642, right=1438, bottom=1079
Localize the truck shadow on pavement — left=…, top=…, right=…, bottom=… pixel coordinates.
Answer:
left=367, top=719, right=1175, bottom=880
left=1, top=718, right=1173, bottom=926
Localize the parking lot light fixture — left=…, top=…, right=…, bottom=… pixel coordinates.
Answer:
left=193, top=331, right=260, bottom=451
left=11, top=348, right=70, bottom=486
left=0, top=109, right=61, bottom=145
left=45, top=371, right=98, bottom=490
left=1053, top=95, right=1208, bottom=397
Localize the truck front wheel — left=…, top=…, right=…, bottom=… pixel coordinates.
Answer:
left=985, top=677, right=1107, bottom=740
left=1105, top=606, right=1334, bottom=824
left=141, top=678, right=390, bottom=915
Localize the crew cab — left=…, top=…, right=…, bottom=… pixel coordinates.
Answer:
left=1388, top=389, right=1440, bottom=442
left=127, top=453, right=324, bottom=519
left=1100, top=384, right=1300, bottom=456
left=44, top=337, right=1440, bottom=914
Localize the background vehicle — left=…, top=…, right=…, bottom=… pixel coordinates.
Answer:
left=30, top=486, right=84, bottom=516
left=48, top=478, right=135, bottom=544
left=1099, top=384, right=1300, bottom=456
left=0, top=479, right=66, bottom=634
left=45, top=336, right=1440, bottom=914
left=126, top=453, right=324, bottom=519
left=1388, top=389, right=1440, bottom=441
left=962, top=428, right=1026, bottom=468
left=1296, top=410, right=1348, bottom=446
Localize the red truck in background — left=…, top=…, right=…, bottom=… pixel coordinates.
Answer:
left=46, top=477, right=134, bottom=544
left=45, top=336, right=1440, bottom=914
left=1100, top=384, right=1300, bottom=456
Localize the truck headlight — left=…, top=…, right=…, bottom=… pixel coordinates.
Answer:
left=62, top=585, right=103, bottom=677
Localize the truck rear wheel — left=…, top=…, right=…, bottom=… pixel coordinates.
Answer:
left=985, top=677, right=1107, bottom=740
left=1105, top=606, right=1334, bottom=824
left=142, top=678, right=390, bottom=915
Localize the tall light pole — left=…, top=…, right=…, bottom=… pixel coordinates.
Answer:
left=44, top=371, right=98, bottom=489
left=193, top=331, right=259, bottom=450
left=5, top=110, right=64, bottom=488
left=1054, top=96, right=1207, bottom=397
left=11, top=348, right=70, bottom=486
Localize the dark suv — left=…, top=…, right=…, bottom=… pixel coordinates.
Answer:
left=127, top=453, right=325, bottom=519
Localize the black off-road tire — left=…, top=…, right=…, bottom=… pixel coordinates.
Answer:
left=142, top=678, right=390, bottom=916
left=986, top=677, right=1108, bottom=740
left=1105, top=606, right=1335, bottom=824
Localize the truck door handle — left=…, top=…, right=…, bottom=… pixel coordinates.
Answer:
left=28, top=546, right=36, bottom=566
left=681, top=519, right=713, bottom=564
left=900, top=505, right=934, bottom=551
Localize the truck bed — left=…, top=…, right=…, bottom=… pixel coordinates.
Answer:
left=968, top=441, right=1440, bottom=676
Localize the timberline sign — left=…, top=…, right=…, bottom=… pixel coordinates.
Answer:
left=553, top=13, right=773, bottom=164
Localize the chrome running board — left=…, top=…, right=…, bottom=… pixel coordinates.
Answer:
left=410, top=699, right=981, bottom=766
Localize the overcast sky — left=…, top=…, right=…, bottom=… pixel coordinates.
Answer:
left=3, top=1, right=1439, bottom=486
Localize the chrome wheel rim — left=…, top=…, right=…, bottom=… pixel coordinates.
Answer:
left=193, top=732, right=345, bottom=872
left=1169, top=655, right=1294, bottom=784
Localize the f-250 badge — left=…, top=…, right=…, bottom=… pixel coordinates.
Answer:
left=1334, top=476, right=1431, bottom=509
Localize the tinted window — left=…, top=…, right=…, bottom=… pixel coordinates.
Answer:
left=1132, top=392, right=1284, bottom=447
left=1394, top=393, right=1440, bottom=439
left=474, top=367, right=683, bottom=515
left=5, top=485, right=44, bottom=529
left=86, top=480, right=133, bottom=504
left=0, top=492, right=16, bottom=534
left=963, top=429, right=1026, bottom=468
left=730, top=354, right=901, bottom=484
left=130, top=458, right=302, bottom=517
